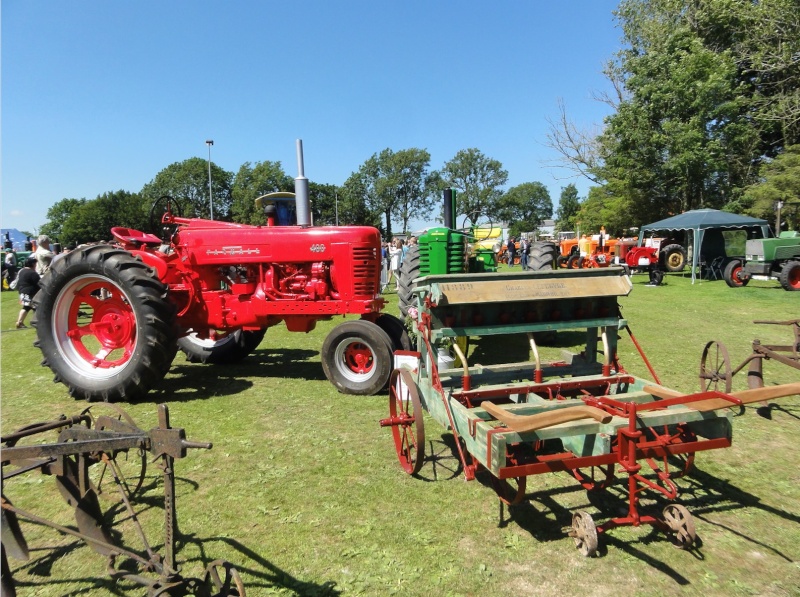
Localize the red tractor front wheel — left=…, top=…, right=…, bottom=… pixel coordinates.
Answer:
left=321, top=320, right=394, bottom=395
left=32, top=245, right=177, bottom=401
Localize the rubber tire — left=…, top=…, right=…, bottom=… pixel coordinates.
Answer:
left=32, top=245, right=177, bottom=402
left=528, top=242, right=558, bottom=271
left=398, top=244, right=421, bottom=318
left=321, top=319, right=394, bottom=395
left=179, top=328, right=267, bottom=364
left=661, top=244, right=687, bottom=272
left=723, top=259, right=750, bottom=288
left=375, top=314, right=411, bottom=352
left=779, top=260, right=800, bottom=291
left=566, top=254, right=580, bottom=269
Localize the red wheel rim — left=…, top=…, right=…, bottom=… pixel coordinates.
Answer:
left=342, top=341, right=375, bottom=375
left=53, top=275, right=138, bottom=376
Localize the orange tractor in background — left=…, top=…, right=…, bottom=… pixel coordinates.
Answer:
left=557, top=230, right=688, bottom=285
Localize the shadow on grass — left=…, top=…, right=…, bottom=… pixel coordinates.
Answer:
left=417, top=431, right=797, bottom=583
left=142, top=348, right=325, bottom=403
left=7, top=472, right=340, bottom=597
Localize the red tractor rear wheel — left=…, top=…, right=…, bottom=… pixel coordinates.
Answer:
left=178, top=328, right=267, bottom=364
left=32, top=245, right=177, bottom=402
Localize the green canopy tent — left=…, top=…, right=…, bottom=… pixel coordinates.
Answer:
left=639, top=209, right=771, bottom=283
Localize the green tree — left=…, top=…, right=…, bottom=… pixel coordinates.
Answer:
left=60, top=190, right=148, bottom=244
left=497, top=182, right=553, bottom=238
left=342, top=148, right=437, bottom=237
left=440, top=148, right=508, bottom=221
left=309, top=183, right=340, bottom=226
left=141, top=157, right=233, bottom=220
left=339, top=164, right=383, bottom=231
left=741, top=144, right=800, bottom=231
left=555, top=184, right=581, bottom=233
left=231, top=161, right=293, bottom=225
left=40, top=198, right=87, bottom=240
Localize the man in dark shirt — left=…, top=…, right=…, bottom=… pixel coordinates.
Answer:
left=15, top=256, right=40, bottom=329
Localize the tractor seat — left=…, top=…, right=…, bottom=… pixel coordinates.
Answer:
left=111, top=227, right=164, bottom=247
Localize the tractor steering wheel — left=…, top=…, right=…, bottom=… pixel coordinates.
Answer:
left=148, top=196, right=183, bottom=242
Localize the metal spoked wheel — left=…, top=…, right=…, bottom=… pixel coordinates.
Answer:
left=80, top=403, right=147, bottom=499
left=571, top=510, right=598, bottom=557
left=204, top=559, right=246, bottom=597
left=699, top=340, right=733, bottom=394
left=663, top=504, right=696, bottom=549
left=389, top=368, right=425, bottom=475
left=490, top=476, right=528, bottom=505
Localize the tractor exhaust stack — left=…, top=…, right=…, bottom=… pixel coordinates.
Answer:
left=295, top=139, right=311, bottom=227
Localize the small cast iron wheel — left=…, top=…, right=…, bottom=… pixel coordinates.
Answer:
left=321, top=319, right=394, bottom=395
left=389, top=368, right=425, bottom=474
left=571, top=511, right=598, bottom=557
left=81, top=403, right=147, bottom=498
left=663, top=504, right=696, bottom=549
left=723, top=258, right=750, bottom=288
left=31, top=244, right=178, bottom=402
left=779, top=260, right=800, bottom=291
left=661, top=244, right=687, bottom=272
left=148, top=195, right=183, bottom=242
left=375, top=314, right=411, bottom=352
left=490, top=476, right=528, bottom=505
left=204, top=559, right=246, bottom=597
left=179, top=328, right=267, bottom=364
left=571, top=463, right=616, bottom=491
left=699, top=340, right=732, bottom=394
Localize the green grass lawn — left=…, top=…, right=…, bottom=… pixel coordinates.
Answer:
left=1, top=270, right=798, bottom=597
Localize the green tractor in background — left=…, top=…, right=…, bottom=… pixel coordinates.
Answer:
left=724, top=230, right=800, bottom=291
left=397, top=189, right=558, bottom=317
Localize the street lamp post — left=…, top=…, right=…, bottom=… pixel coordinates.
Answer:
left=206, top=140, right=214, bottom=220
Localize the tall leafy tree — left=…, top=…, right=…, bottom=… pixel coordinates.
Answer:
left=554, top=184, right=581, bottom=233
left=231, top=161, right=293, bottom=225
left=40, top=198, right=87, bottom=240
left=141, top=157, right=233, bottom=220
left=60, top=190, right=148, bottom=244
left=548, top=0, right=800, bottom=227
left=342, top=148, right=437, bottom=237
left=440, top=148, right=508, bottom=221
left=497, top=182, right=553, bottom=237
left=741, top=144, right=800, bottom=231
left=309, top=182, right=341, bottom=226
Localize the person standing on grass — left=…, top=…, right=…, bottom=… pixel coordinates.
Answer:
left=506, top=237, right=516, bottom=267
left=520, top=237, right=530, bottom=270
left=15, top=256, right=40, bottom=329
left=388, top=238, right=404, bottom=291
left=34, top=235, right=54, bottom=275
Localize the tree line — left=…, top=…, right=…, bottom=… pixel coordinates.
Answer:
left=39, top=148, right=559, bottom=246
left=548, top=0, right=800, bottom=235
left=40, top=0, right=800, bottom=245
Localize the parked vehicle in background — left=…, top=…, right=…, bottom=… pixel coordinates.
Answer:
left=724, top=231, right=800, bottom=291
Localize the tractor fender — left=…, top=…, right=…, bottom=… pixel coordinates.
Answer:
left=128, top=249, right=169, bottom=281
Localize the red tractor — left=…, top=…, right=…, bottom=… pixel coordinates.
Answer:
left=32, top=141, right=407, bottom=401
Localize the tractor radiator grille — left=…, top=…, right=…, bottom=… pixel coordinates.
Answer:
left=352, top=247, right=380, bottom=295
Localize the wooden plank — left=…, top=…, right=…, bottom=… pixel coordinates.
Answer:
left=644, top=382, right=800, bottom=411
left=480, top=401, right=612, bottom=433
left=432, top=274, right=632, bottom=305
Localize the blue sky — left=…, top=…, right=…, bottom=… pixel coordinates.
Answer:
left=2, top=1, right=622, bottom=235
